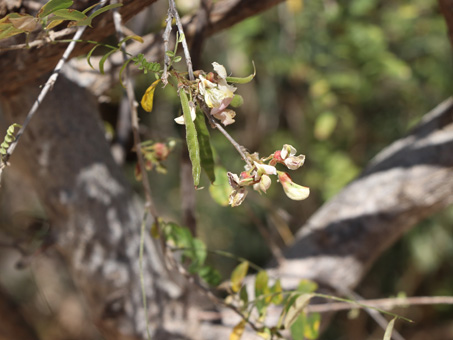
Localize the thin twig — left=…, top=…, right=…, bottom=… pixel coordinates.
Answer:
left=112, top=2, right=159, bottom=219
left=306, top=295, right=453, bottom=314
left=169, top=0, right=194, bottom=81
left=162, top=8, right=174, bottom=85
left=3, top=25, right=87, bottom=163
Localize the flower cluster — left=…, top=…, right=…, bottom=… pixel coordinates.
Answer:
left=135, top=140, right=175, bottom=180
left=174, top=62, right=238, bottom=126
left=227, top=145, right=309, bottom=207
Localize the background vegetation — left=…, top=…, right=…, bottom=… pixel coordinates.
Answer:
left=1, top=0, right=453, bottom=339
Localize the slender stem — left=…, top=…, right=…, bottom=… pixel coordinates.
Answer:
left=4, top=25, right=87, bottom=163
left=169, top=0, right=194, bottom=81
left=162, top=8, right=173, bottom=85
left=112, top=2, right=159, bottom=219
left=139, top=212, right=152, bottom=340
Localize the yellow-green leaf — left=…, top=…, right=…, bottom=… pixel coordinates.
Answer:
left=141, top=79, right=161, bottom=112
left=383, top=318, right=397, bottom=340
left=230, top=261, right=249, bottom=293
left=230, top=320, right=246, bottom=340
left=270, top=279, right=283, bottom=305
left=38, top=0, right=73, bottom=18
left=283, top=293, right=313, bottom=330
left=194, top=109, right=215, bottom=183
left=180, top=90, right=201, bottom=187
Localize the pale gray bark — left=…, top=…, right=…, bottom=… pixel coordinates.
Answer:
left=272, top=98, right=453, bottom=292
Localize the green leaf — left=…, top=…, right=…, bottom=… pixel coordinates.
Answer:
left=186, top=238, right=207, bottom=273
left=270, top=279, right=283, bottom=305
left=75, top=3, right=123, bottom=27
left=177, top=33, right=185, bottom=43
left=38, top=0, right=73, bottom=18
left=289, top=314, right=304, bottom=340
left=283, top=293, right=313, bottom=330
left=383, top=318, right=397, bottom=340
left=166, top=50, right=175, bottom=57
left=304, top=312, right=320, bottom=339
left=118, top=34, right=144, bottom=46
left=239, top=286, right=249, bottom=306
left=0, top=24, right=24, bottom=40
left=86, top=44, right=100, bottom=69
left=255, top=270, right=269, bottom=297
left=255, top=271, right=270, bottom=316
left=50, top=8, right=86, bottom=21
left=209, top=166, right=232, bottom=206
left=297, top=279, right=318, bottom=294
left=140, top=79, right=161, bottom=112
left=180, top=90, right=201, bottom=187
left=194, top=109, right=215, bottom=183
left=226, top=61, right=256, bottom=84
left=198, top=266, right=221, bottom=286
left=98, top=48, right=117, bottom=74
left=230, top=261, right=249, bottom=293
left=173, top=56, right=182, bottom=63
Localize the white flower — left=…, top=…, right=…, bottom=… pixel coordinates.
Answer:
left=279, top=144, right=305, bottom=170
left=174, top=101, right=196, bottom=125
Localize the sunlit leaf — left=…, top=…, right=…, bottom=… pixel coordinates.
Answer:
left=230, top=261, right=249, bottom=293
left=283, top=293, right=313, bottom=330
left=230, top=320, right=246, bottom=340
left=141, top=79, right=161, bottom=112
left=194, top=109, right=215, bottom=183
left=226, top=61, right=256, bottom=84
left=180, top=90, right=201, bottom=187
left=314, top=111, right=337, bottom=140
left=209, top=166, right=231, bottom=206
left=38, top=0, right=73, bottom=18
left=383, top=317, right=397, bottom=340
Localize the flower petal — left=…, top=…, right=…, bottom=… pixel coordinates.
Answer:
left=212, top=62, right=228, bottom=79
left=281, top=144, right=297, bottom=159
left=212, top=109, right=236, bottom=126
left=278, top=171, right=310, bottom=200
left=254, top=162, right=277, bottom=176
left=174, top=103, right=196, bottom=125
left=284, top=155, right=305, bottom=170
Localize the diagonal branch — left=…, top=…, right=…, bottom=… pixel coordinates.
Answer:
left=272, top=98, right=453, bottom=292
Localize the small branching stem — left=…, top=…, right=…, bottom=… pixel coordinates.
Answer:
left=169, top=0, right=194, bottom=81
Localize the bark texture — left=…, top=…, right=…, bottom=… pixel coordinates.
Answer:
left=0, top=76, right=187, bottom=340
